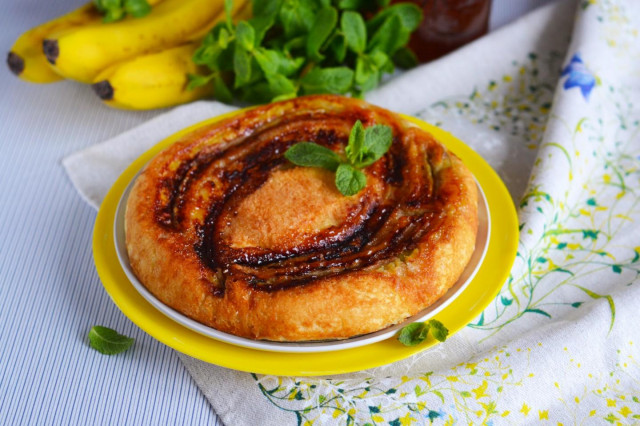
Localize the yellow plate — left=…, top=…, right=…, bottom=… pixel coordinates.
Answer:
left=93, top=110, right=519, bottom=376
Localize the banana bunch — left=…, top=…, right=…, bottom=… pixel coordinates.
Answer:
left=7, top=0, right=249, bottom=109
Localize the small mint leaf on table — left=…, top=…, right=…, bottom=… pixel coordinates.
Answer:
left=284, top=142, right=341, bottom=171
left=88, top=326, right=134, bottom=355
left=397, top=322, right=429, bottom=346
left=335, top=164, right=366, bottom=196
left=428, top=319, right=449, bottom=342
left=397, top=320, right=449, bottom=346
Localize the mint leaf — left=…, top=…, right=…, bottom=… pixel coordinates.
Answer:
left=187, top=73, right=214, bottom=91
left=213, top=74, right=233, bottom=103
left=254, top=48, right=303, bottom=77
left=307, top=7, right=338, bottom=61
left=345, top=120, right=365, bottom=165
left=355, top=55, right=379, bottom=92
left=393, top=46, right=418, bottom=69
left=397, top=320, right=449, bottom=346
left=328, top=34, right=347, bottom=63
left=265, top=73, right=297, bottom=100
left=368, top=14, right=404, bottom=55
left=279, top=0, right=316, bottom=38
left=358, top=124, right=392, bottom=167
left=88, top=326, right=134, bottom=355
left=236, top=21, right=255, bottom=51
left=341, top=11, right=367, bottom=54
left=233, top=44, right=252, bottom=88
left=428, top=319, right=449, bottom=342
left=224, top=0, right=233, bottom=29
left=103, top=7, right=125, bottom=23
left=218, top=28, right=230, bottom=49
left=96, top=0, right=151, bottom=22
left=368, top=3, right=423, bottom=34
left=285, top=142, right=341, bottom=171
left=124, top=0, right=151, bottom=18
left=397, top=322, right=429, bottom=346
left=301, top=67, right=354, bottom=95
left=335, top=163, right=366, bottom=196
left=250, top=0, right=280, bottom=44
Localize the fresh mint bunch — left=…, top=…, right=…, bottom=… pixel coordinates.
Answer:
left=88, top=325, right=135, bottom=355
left=93, top=0, right=151, bottom=23
left=189, top=0, right=422, bottom=103
left=397, top=319, right=449, bottom=346
left=285, top=120, right=392, bottom=196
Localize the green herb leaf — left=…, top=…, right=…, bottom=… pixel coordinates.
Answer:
left=368, top=13, right=404, bottom=55
left=328, top=34, right=347, bottom=63
left=393, top=46, right=418, bottom=69
left=218, top=28, right=231, bottom=49
left=236, top=21, right=256, bottom=51
left=301, top=66, right=354, bottom=95
left=345, top=119, right=365, bottom=165
left=192, top=0, right=420, bottom=103
left=341, top=11, right=367, bottom=54
left=95, top=0, right=151, bottom=22
left=428, top=319, right=449, bottom=342
left=368, top=3, right=423, bottom=35
left=397, top=320, right=449, bottom=346
left=279, top=0, right=316, bottom=38
left=265, top=73, right=298, bottom=101
left=187, top=73, right=214, bottom=91
left=307, top=7, right=338, bottom=62
left=336, top=0, right=365, bottom=10
left=212, top=74, right=233, bottom=103
left=355, top=55, right=379, bottom=92
left=284, top=142, right=341, bottom=171
left=224, top=0, right=234, bottom=29
left=335, top=163, right=367, bottom=196
left=103, top=7, right=125, bottom=23
left=397, top=322, right=430, bottom=346
left=250, top=0, right=281, bottom=44
left=357, top=124, right=392, bottom=167
left=124, top=0, right=151, bottom=18
left=233, top=44, right=252, bottom=88
left=88, top=326, right=134, bottom=355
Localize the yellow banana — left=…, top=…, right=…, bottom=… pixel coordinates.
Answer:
left=92, top=1, right=251, bottom=110
left=44, top=0, right=242, bottom=83
left=92, top=43, right=209, bottom=109
left=7, top=0, right=164, bottom=83
left=7, top=4, right=99, bottom=83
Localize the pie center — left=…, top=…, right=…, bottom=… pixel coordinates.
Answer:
left=224, top=167, right=364, bottom=249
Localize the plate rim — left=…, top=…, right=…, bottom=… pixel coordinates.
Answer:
left=93, top=109, right=519, bottom=375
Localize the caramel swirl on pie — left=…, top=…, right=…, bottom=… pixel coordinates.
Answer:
left=125, top=95, right=478, bottom=341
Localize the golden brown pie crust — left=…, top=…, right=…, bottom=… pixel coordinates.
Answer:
left=125, top=95, right=478, bottom=341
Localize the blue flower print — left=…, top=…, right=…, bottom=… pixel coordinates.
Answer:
left=561, top=53, right=596, bottom=100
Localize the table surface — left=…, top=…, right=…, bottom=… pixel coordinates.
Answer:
left=0, top=1, right=555, bottom=424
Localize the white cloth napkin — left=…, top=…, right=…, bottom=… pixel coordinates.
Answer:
left=64, top=0, right=640, bottom=423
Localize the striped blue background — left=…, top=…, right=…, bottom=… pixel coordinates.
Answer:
left=0, top=1, right=219, bottom=424
left=0, top=1, right=552, bottom=424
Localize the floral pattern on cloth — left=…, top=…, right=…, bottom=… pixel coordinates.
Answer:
left=245, top=1, right=640, bottom=424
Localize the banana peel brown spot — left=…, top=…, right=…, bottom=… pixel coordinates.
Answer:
left=42, top=39, right=59, bottom=65
left=92, top=80, right=114, bottom=100
left=7, top=52, right=24, bottom=75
